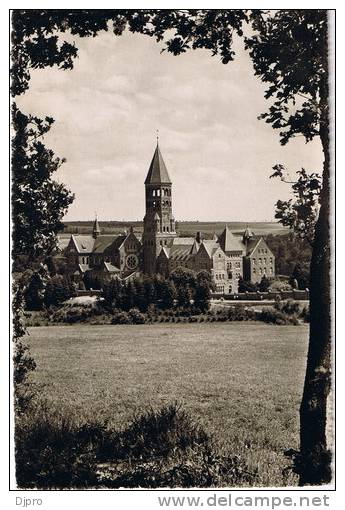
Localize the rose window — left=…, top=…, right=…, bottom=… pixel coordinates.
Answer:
left=126, top=254, right=138, bottom=269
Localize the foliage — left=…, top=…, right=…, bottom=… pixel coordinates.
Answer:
left=258, top=275, right=270, bottom=292
left=12, top=281, right=37, bottom=412
left=15, top=401, right=255, bottom=489
left=259, top=309, right=299, bottom=326
left=270, top=167, right=321, bottom=243
left=50, top=302, right=104, bottom=324
left=128, top=308, right=146, bottom=324
left=44, top=275, right=76, bottom=307
left=290, top=263, right=309, bottom=290
left=245, top=10, right=328, bottom=146
left=15, top=402, right=102, bottom=488
left=23, top=265, right=48, bottom=311
left=265, top=233, right=311, bottom=277
left=238, top=277, right=257, bottom=293
left=111, top=311, right=131, bottom=325
left=102, top=271, right=212, bottom=314
left=269, top=280, right=293, bottom=293
left=12, top=104, right=74, bottom=259
left=194, top=282, right=211, bottom=312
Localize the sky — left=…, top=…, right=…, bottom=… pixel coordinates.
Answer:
left=17, top=27, right=324, bottom=222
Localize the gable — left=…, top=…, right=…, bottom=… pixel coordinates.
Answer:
left=212, top=247, right=226, bottom=260
left=123, top=232, right=142, bottom=251
left=249, top=238, right=274, bottom=258
left=195, top=243, right=212, bottom=260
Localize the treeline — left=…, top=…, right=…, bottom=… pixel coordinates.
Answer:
left=102, top=268, right=213, bottom=314
left=265, top=233, right=311, bottom=278
left=17, top=266, right=77, bottom=311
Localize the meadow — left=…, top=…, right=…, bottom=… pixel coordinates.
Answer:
left=61, top=220, right=288, bottom=237
left=27, top=322, right=309, bottom=487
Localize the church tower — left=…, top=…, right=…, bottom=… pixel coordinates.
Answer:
left=143, top=141, right=176, bottom=274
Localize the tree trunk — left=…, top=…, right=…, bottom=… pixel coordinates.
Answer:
left=299, top=87, right=332, bottom=484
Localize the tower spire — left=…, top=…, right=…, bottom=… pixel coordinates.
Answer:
left=92, top=212, right=101, bottom=239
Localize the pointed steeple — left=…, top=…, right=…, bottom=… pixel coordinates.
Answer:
left=92, top=214, right=101, bottom=239
left=144, top=143, right=171, bottom=185
left=219, top=225, right=244, bottom=253
left=243, top=225, right=253, bottom=243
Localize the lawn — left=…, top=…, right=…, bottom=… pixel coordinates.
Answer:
left=27, top=322, right=309, bottom=487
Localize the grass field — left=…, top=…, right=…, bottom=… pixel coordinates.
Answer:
left=27, top=322, right=309, bottom=487
left=61, top=220, right=288, bottom=237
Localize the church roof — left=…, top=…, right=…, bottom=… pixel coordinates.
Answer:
left=93, top=235, right=125, bottom=253
left=170, top=248, right=193, bottom=261
left=202, top=240, right=220, bottom=258
left=57, top=236, right=70, bottom=251
left=172, top=237, right=195, bottom=246
left=145, top=144, right=171, bottom=185
left=218, top=226, right=244, bottom=253
left=67, top=232, right=140, bottom=255
left=72, top=235, right=95, bottom=253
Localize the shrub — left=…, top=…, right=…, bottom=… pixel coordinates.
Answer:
left=15, top=404, right=101, bottom=488
left=259, top=308, right=299, bottom=325
left=269, top=280, right=292, bottom=292
left=128, top=308, right=146, bottom=325
left=15, top=402, right=255, bottom=489
left=300, top=305, right=310, bottom=323
left=111, top=311, right=132, bottom=325
left=280, top=299, right=300, bottom=315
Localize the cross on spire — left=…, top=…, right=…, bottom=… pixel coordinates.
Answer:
left=156, top=129, right=159, bottom=146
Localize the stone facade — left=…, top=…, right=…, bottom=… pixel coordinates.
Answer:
left=61, top=144, right=275, bottom=291
left=142, top=144, right=176, bottom=274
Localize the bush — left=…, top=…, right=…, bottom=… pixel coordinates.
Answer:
left=280, top=299, right=300, bottom=315
left=15, top=404, right=101, bottom=488
left=111, top=311, right=132, bottom=325
left=15, top=402, right=255, bottom=489
left=269, top=280, right=292, bottom=292
left=128, top=308, right=146, bottom=324
left=300, top=305, right=310, bottom=323
left=259, top=308, right=299, bottom=325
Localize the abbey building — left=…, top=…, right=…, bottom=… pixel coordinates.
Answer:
left=63, top=144, right=275, bottom=293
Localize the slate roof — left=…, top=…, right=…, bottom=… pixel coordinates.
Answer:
left=158, top=246, right=171, bottom=258
left=202, top=240, right=220, bottom=258
left=170, top=248, right=193, bottom=262
left=145, top=144, right=171, bottom=185
left=67, top=232, right=140, bottom=255
left=218, top=227, right=244, bottom=254
left=93, top=235, right=124, bottom=254
left=242, top=238, right=261, bottom=256
left=57, top=236, right=70, bottom=251
left=72, top=235, right=95, bottom=253
left=172, top=237, right=195, bottom=246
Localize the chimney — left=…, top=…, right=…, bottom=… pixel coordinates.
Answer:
left=196, top=231, right=202, bottom=243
